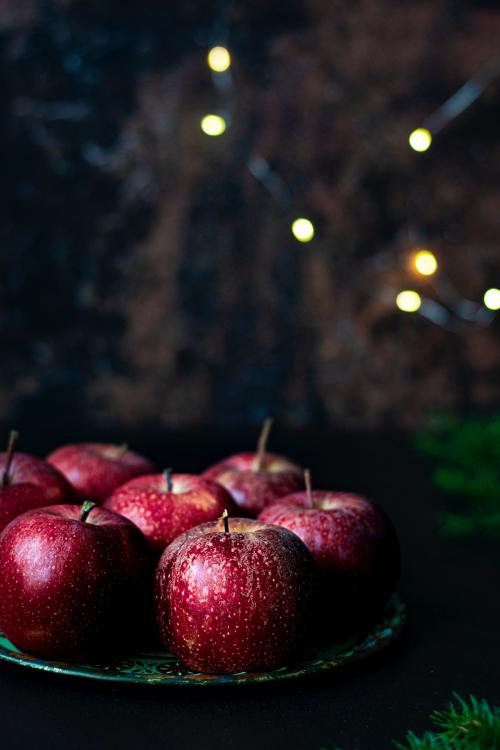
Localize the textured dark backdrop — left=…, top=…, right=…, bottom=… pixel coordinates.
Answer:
left=1, top=0, right=500, bottom=433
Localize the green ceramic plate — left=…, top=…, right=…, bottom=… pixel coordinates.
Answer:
left=0, top=596, right=406, bottom=686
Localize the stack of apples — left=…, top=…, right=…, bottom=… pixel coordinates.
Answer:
left=0, top=422, right=400, bottom=674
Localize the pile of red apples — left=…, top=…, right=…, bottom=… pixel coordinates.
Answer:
left=0, top=422, right=400, bottom=674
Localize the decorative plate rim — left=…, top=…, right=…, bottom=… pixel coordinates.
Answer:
left=0, top=595, right=407, bottom=686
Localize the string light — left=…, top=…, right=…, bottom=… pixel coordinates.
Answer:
left=291, top=218, right=315, bottom=243
left=417, top=60, right=500, bottom=136
left=207, top=46, right=231, bottom=72
left=408, top=128, right=432, bottom=152
left=413, top=249, right=438, bottom=276
left=202, top=21, right=498, bottom=330
left=484, top=288, right=500, bottom=310
left=396, top=290, right=422, bottom=313
left=200, top=114, right=226, bottom=136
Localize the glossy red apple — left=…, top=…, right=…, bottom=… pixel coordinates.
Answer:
left=0, top=501, right=152, bottom=658
left=47, top=442, right=156, bottom=501
left=259, top=473, right=400, bottom=627
left=155, top=515, right=314, bottom=673
left=202, top=419, right=304, bottom=516
left=0, top=431, right=73, bottom=533
left=104, top=469, right=238, bottom=555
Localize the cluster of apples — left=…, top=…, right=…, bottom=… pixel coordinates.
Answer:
left=0, top=422, right=400, bottom=674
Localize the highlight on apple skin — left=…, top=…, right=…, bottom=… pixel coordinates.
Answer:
left=259, top=488, right=401, bottom=628
left=202, top=419, right=304, bottom=516
left=0, top=431, right=74, bottom=534
left=0, top=502, right=152, bottom=659
left=47, top=442, right=156, bottom=501
left=104, top=470, right=238, bottom=555
left=155, top=516, right=315, bottom=674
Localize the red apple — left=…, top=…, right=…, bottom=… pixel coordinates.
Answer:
left=47, top=442, right=156, bottom=501
left=0, top=501, right=152, bottom=659
left=258, top=476, right=400, bottom=627
left=202, top=419, right=304, bottom=516
left=104, top=469, right=238, bottom=555
left=155, top=515, right=314, bottom=674
left=0, top=431, right=73, bottom=534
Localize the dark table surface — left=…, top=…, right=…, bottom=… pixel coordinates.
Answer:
left=0, top=426, right=498, bottom=750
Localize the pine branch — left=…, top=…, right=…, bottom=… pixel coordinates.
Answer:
left=395, top=694, right=500, bottom=750
left=430, top=693, right=500, bottom=748
left=331, top=694, right=500, bottom=750
left=416, top=415, right=500, bottom=537
left=441, top=510, right=500, bottom=537
left=393, top=732, right=441, bottom=750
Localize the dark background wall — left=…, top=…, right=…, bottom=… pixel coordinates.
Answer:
left=1, top=0, right=500, bottom=435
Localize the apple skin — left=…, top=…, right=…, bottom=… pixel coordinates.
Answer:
left=202, top=452, right=304, bottom=516
left=104, top=473, right=238, bottom=556
left=155, top=517, right=314, bottom=673
left=0, top=504, right=152, bottom=659
left=47, top=443, right=156, bottom=501
left=259, top=492, right=401, bottom=628
left=0, top=452, right=73, bottom=534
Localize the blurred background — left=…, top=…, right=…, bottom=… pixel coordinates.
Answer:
left=1, top=9, right=499, bottom=745
left=1, top=0, right=500, bottom=436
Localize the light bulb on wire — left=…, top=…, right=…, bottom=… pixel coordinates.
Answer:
left=291, top=218, right=315, bottom=243
left=409, top=128, right=432, bottom=152
left=484, top=288, right=500, bottom=310
left=207, top=46, right=231, bottom=72
left=396, top=290, right=422, bottom=313
left=200, top=114, right=227, bottom=136
left=413, top=249, right=438, bottom=276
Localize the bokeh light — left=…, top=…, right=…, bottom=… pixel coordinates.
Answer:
left=200, top=114, right=227, bottom=136
left=396, top=290, right=422, bottom=312
left=291, top=218, right=315, bottom=242
left=414, top=249, right=438, bottom=276
left=207, top=46, right=231, bottom=72
left=409, top=128, right=432, bottom=152
left=483, top=288, right=500, bottom=310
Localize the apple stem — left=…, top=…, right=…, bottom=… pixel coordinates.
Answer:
left=115, top=442, right=128, bottom=459
left=304, top=468, right=313, bottom=508
left=80, top=500, right=97, bottom=523
left=2, top=430, right=19, bottom=487
left=254, top=417, right=274, bottom=471
left=163, top=467, right=173, bottom=492
left=222, top=508, right=229, bottom=534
